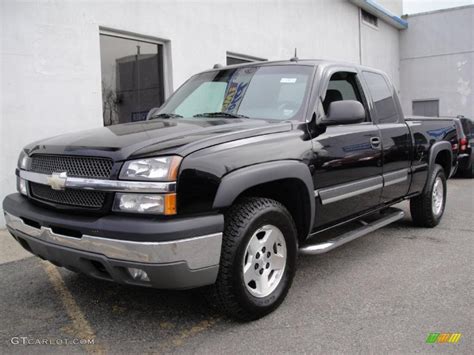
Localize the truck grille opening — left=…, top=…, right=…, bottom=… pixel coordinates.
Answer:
left=27, top=154, right=113, bottom=209
left=30, top=155, right=113, bottom=179
left=30, top=182, right=106, bottom=209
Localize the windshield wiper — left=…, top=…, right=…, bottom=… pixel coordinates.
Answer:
left=193, top=112, right=249, bottom=119
left=149, top=113, right=183, bottom=119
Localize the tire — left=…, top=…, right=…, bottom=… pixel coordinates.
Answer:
left=207, top=197, right=298, bottom=321
left=410, top=164, right=447, bottom=228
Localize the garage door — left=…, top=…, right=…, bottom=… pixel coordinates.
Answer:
left=412, top=100, right=439, bottom=117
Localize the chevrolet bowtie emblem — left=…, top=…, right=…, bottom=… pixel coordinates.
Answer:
left=47, top=172, right=67, bottom=190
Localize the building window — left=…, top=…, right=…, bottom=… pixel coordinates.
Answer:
left=100, top=33, right=165, bottom=126
left=413, top=100, right=439, bottom=117
left=361, top=9, right=378, bottom=28
left=226, top=52, right=266, bottom=66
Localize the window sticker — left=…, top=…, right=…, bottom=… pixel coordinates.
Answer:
left=222, top=67, right=257, bottom=113
left=280, top=78, right=297, bottom=83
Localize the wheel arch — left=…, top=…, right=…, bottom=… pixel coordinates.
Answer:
left=429, top=141, right=453, bottom=178
left=212, top=161, right=315, bottom=242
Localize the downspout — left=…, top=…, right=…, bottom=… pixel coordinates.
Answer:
left=358, top=8, right=362, bottom=64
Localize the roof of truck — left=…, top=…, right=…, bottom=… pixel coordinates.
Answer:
left=205, top=59, right=388, bottom=75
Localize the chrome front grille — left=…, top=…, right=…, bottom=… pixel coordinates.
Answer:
left=28, top=154, right=113, bottom=209
left=30, top=155, right=113, bottom=179
left=30, top=182, right=106, bottom=209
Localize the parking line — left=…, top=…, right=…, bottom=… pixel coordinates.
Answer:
left=41, top=261, right=105, bottom=354
left=168, top=318, right=219, bottom=349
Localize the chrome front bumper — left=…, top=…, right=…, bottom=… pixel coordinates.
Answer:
left=4, top=211, right=223, bottom=289
left=5, top=212, right=221, bottom=269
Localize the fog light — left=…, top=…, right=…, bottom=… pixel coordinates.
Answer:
left=17, top=177, right=27, bottom=196
left=127, top=267, right=150, bottom=282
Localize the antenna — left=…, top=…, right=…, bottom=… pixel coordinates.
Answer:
left=290, top=48, right=298, bottom=62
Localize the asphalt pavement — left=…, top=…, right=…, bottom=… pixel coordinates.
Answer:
left=0, top=178, right=472, bottom=354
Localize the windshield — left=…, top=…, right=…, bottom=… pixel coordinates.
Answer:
left=154, top=65, right=314, bottom=120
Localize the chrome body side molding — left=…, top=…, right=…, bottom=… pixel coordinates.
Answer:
left=314, top=168, right=410, bottom=205
left=383, top=168, right=409, bottom=187
left=317, top=176, right=383, bottom=205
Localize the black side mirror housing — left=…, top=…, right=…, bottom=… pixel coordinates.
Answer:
left=321, top=100, right=366, bottom=125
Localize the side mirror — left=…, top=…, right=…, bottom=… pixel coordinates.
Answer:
left=321, top=100, right=366, bottom=125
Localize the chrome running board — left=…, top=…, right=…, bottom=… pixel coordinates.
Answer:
left=299, top=208, right=404, bottom=255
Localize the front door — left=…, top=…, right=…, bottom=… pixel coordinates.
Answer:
left=310, top=70, right=383, bottom=229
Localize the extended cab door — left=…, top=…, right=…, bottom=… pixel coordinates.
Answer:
left=310, top=68, right=383, bottom=229
left=360, top=71, right=412, bottom=203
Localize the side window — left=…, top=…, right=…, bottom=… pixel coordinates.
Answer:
left=363, top=71, right=399, bottom=123
left=323, top=71, right=368, bottom=121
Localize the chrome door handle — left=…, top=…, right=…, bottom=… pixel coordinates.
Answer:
left=370, top=137, right=381, bottom=149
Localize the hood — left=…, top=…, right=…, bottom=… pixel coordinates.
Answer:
left=25, top=118, right=293, bottom=161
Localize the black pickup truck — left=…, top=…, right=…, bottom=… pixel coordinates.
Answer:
left=3, top=60, right=458, bottom=320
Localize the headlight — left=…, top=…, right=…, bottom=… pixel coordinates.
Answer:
left=117, top=156, right=180, bottom=215
left=120, top=156, right=182, bottom=181
left=17, top=150, right=30, bottom=170
left=113, top=193, right=177, bottom=215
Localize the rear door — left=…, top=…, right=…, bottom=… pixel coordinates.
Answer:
left=361, top=71, right=412, bottom=203
left=311, top=68, right=383, bottom=229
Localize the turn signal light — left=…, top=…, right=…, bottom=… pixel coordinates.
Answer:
left=164, top=193, right=177, bottom=215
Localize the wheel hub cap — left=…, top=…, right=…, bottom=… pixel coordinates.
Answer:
left=432, top=177, right=444, bottom=216
left=242, top=224, right=287, bottom=298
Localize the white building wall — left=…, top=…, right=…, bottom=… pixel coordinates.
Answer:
left=399, top=6, right=474, bottom=117
left=0, top=0, right=402, bottom=227
left=361, top=16, right=401, bottom=90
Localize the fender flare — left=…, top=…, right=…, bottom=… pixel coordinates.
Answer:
left=428, top=141, right=453, bottom=176
left=212, top=160, right=316, bottom=233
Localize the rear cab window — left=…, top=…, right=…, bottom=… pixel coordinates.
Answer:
left=362, top=71, right=400, bottom=123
